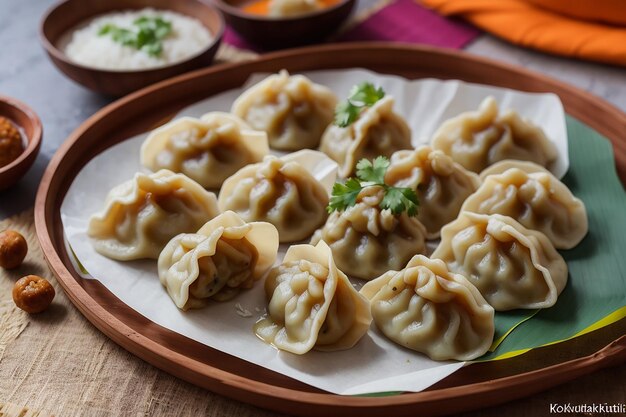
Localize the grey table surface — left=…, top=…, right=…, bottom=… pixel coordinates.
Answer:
left=1, top=0, right=625, bottom=219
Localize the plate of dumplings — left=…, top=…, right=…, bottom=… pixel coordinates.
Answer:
left=37, top=45, right=626, bottom=417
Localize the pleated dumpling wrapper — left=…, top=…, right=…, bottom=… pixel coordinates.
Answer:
left=432, top=212, right=568, bottom=311
left=431, top=96, right=558, bottom=174
left=231, top=70, right=337, bottom=151
left=254, top=241, right=372, bottom=354
left=479, top=159, right=550, bottom=180
left=140, top=113, right=269, bottom=190
left=88, top=169, right=219, bottom=261
left=385, top=146, right=480, bottom=239
left=311, top=186, right=428, bottom=281
left=360, top=255, right=495, bottom=361
left=218, top=153, right=331, bottom=242
left=320, top=95, right=412, bottom=178
left=158, top=211, right=279, bottom=310
left=461, top=167, right=588, bottom=249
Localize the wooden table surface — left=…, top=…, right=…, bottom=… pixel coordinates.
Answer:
left=0, top=0, right=625, bottom=415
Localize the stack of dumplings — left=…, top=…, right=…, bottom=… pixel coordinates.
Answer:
left=85, top=71, right=590, bottom=365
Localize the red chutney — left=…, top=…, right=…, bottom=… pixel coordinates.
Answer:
left=0, top=117, right=24, bottom=169
left=242, top=0, right=342, bottom=16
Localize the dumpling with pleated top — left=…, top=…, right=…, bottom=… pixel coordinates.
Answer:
left=461, top=167, right=588, bottom=249
left=231, top=70, right=337, bottom=151
left=158, top=211, right=279, bottom=310
left=140, top=112, right=269, bottom=190
left=218, top=153, right=331, bottom=242
left=360, top=255, right=495, bottom=361
left=320, top=95, right=412, bottom=178
left=431, top=96, right=558, bottom=174
left=432, top=212, right=568, bottom=311
left=311, top=186, right=428, bottom=281
left=88, top=169, right=219, bottom=261
left=385, top=146, right=480, bottom=239
left=254, top=241, right=372, bottom=354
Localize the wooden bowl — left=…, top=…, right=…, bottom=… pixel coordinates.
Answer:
left=214, top=0, right=356, bottom=49
left=40, top=0, right=225, bottom=97
left=0, top=96, right=43, bottom=191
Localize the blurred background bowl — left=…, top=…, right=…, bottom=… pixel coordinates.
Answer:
left=40, top=0, right=225, bottom=97
left=0, top=96, right=43, bottom=191
left=214, top=0, right=356, bottom=50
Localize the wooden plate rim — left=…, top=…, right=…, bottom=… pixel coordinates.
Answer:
left=34, top=42, right=626, bottom=415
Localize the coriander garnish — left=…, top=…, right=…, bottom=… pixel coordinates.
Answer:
left=99, top=16, right=172, bottom=57
left=328, top=156, right=419, bottom=216
left=334, top=82, right=385, bottom=128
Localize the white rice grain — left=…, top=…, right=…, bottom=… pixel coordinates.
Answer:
left=63, top=8, right=213, bottom=71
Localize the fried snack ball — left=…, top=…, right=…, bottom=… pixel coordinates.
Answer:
left=13, top=275, right=55, bottom=313
left=0, top=116, right=24, bottom=168
left=0, top=230, right=28, bottom=269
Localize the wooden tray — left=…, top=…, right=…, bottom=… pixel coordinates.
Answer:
left=34, top=43, right=626, bottom=417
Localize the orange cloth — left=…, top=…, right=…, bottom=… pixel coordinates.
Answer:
left=420, top=0, right=626, bottom=67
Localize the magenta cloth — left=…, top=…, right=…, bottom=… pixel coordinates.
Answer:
left=224, top=27, right=258, bottom=51
left=223, top=0, right=481, bottom=51
left=337, top=0, right=479, bottom=47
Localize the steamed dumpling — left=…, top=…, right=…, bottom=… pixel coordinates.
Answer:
left=254, top=241, right=372, bottom=354
left=461, top=167, right=588, bottom=249
left=269, top=0, right=320, bottom=17
left=320, top=95, right=412, bottom=177
left=158, top=211, right=279, bottom=309
left=360, top=255, right=494, bottom=361
left=140, top=113, right=269, bottom=189
left=232, top=71, right=337, bottom=151
left=385, top=146, right=480, bottom=239
left=431, top=212, right=568, bottom=311
left=311, top=187, right=427, bottom=280
left=88, top=170, right=219, bottom=261
left=218, top=154, right=329, bottom=242
left=431, top=97, right=558, bottom=173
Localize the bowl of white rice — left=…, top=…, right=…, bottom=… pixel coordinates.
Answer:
left=41, top=0, right=224, bottom=96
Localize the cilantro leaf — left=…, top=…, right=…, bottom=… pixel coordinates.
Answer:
left=327, top=156, right=420, bottom=216
left=349, top=82, right=385, bottom=107
left=327, top=178, right=362, bottom=213
left=381, top=186, right=419, bottom=216
left=334, top=82, right=385, bottom=127
left=98, top=16, right=172, bottom=57
left=334, top=101, right=360, bottom=128
left=356, top=156, right=389, bottom=184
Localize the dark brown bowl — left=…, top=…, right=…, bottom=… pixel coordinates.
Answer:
left=214, top=0, right=356, bottom=49
left=40, top=0, right=225, bottom=97
left=0, top=96, right=43, bottom=191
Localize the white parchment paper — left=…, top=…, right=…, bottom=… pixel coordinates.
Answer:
left=61, top=69, right=568, bottom=395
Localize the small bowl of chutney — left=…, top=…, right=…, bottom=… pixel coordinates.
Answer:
left=0, top=96, right=43, bottom=191
left=214, top=0, right=356, bottom=49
